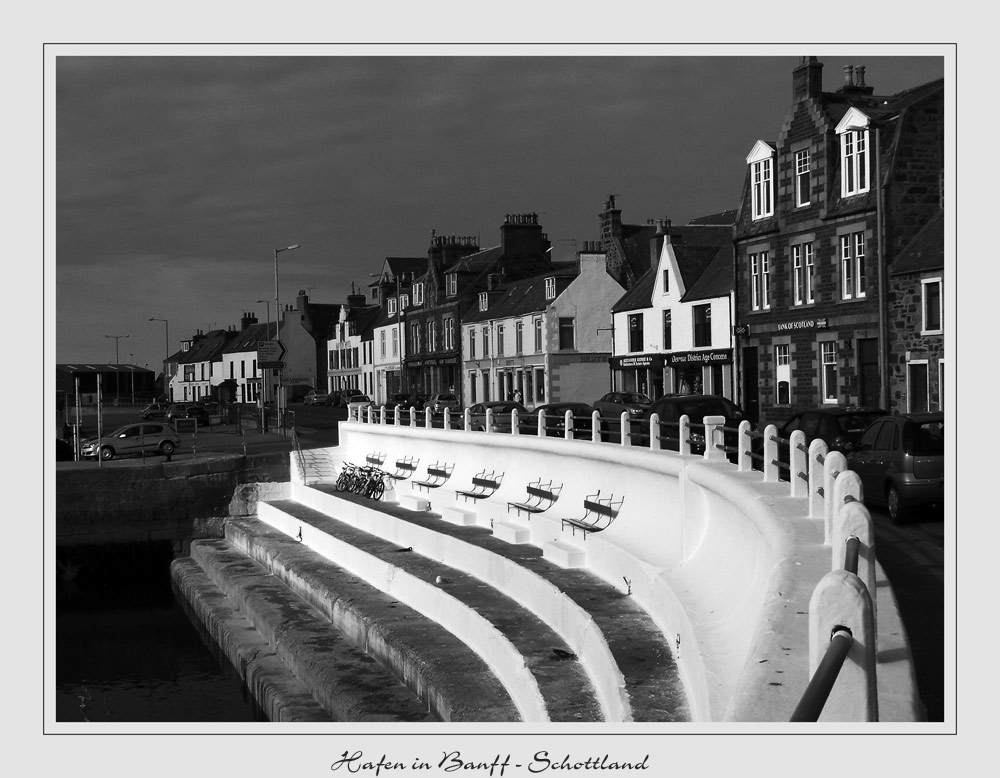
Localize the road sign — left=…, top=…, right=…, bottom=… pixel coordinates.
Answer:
left=258, top=340, right=286, bottom=368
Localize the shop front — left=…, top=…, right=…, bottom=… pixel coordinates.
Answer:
left=667, top=349, right=734, bottom=398
left=609, top=354, right=665, bottom=399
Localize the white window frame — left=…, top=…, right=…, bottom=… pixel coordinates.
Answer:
left=792, top=242, right=815, bottom=305
left=496, top=324, right=505, bottom=357
left=379, top=331, right=386, bottom=358
left=544, top=277, right=556, bottom=300
left=515, top=321, right=524, bottom=354
left=444, top=317, right=454, bottom=351
left=794, top=148, right=811, bottom=207
left=662, top=269, right=669, bottom=294
left=775, top=343, right=791, bottom=405
left=482, top=326, right=489, bottom=357
left=478, top=292, right=488, bottom=312
left=906, top=359, right=930, bottom=413
left=921, top=277, right=943, bottom=335
left=820, top=340, right=838, bottom=404
left=413, top=283, right=424, bottom=306
left=840, top=232, right=867, bottom=300
left=534, top=317, right=543, bottom=352
left=938, top=358, right=945, bottom=411
left=468, top=328, right=476, bottom=359
left=750, top=250, right=770, bottom=311
left=837, top=108, right=871, bottom=198
left=391, top=328, right=398, bottom=357
left=446, top=274, right=457, bottom=296
left=427, top=320, right=436, bottom=352
left=746, top=141, right=776, bottom=221
left=399, top=293, right=409, bottom=309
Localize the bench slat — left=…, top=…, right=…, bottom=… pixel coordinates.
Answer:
left=526, top=486, right=555, bottom=499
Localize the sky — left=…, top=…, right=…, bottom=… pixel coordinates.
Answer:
left=52, top=48, right=946, bottom=371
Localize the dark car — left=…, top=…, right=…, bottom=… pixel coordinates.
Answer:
left=140, top=402, right=169, bottom=420
left=55, top=438, right=75, bottom=461
left=180, top=405, right=211, bottom=426
left=639, top=394, right=749, bottom=454
left=165, top=403, right=193, bottom=421
left=524, top=402, right=595, bottom=437
left=846, top=412, right=945, bottom=523
left=592, top=392, right=653, bottom=440
left=465, top=401, right=528, bottom=432
left=426, top=392, right=461, bottom=413
left=79, top=423, right=180, bottom=460
left=384, top=392, right=424, bottom=411
left=777, top=407, right=886, bottom=454
left=323, top=391, right=346, bottom=407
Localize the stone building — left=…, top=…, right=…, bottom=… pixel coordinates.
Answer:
left=733, top=57, right=944, bottom=425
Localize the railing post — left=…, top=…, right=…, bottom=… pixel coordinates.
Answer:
left=591, top=411, right=600, bottom=443
left=702, top=414, right=726, bottom=462
left=425, top=407, right=433, bottom=428
left=678, top=414, right=691, bottom=456
left=823, top=451, right=848, bottom=545
left=394, top=406, right=401, bottom=426
left=808, top=439, right=829, bottom=518
left=511, top=408, right=520, bottom=435
left=409, top=407, right=417, bottom=428
left=564, top=411, right=573, bottom=440
left=379, top=405, right=386, bottom=425
left=788, top=429, right=808, bottom=498
left=763, top=423, right=779, bottom=482
left=443, top=407, right=451, bottom=430
left=806, top=570, right=878, bottom=721
left=737, top=420, right=753, bottom=471
left=463, top=408, right=471, bottom=431
left=485, top=408, right=494, bottom=433
left=537, top=409, right=546, bottom=437
left=833, top=502, right=877, bottom=632
left=649, top=412, right=661, bottom=451
left=619, top=411, right=629, bottom=446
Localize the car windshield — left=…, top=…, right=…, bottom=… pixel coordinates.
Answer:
left=836, top=412, right=884, bottom=433
left=623, top=394, right=650, bottom=404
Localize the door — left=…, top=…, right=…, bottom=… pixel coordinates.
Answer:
left=742, top=346, right=760, bottom=424
left=857, top=338, right=880, bottom=408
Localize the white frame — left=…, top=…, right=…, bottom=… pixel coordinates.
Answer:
left=750, top=250, right=770, bottom=311
left=906, top=359, right=930, bottom=413
left=794, top=147, right=811, bottom=207
left=544, top=277, right=556, bottom=300
left=820, top=340, right=838, bottom=404
left=775, top=343, right=791, bottom=405
left=840, top=232, right=866, bottom=300
left=792, top=242, right=815, bottom=305
left=921, top=276, right=943, bottom=334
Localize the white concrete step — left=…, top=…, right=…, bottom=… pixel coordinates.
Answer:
left=397, top=492, right=432, bottom=512
left=440, top=505, right=478, bottom=526
left=542, top=540, right=586, bottom=569
left=492, top=520, right=531, bottom=545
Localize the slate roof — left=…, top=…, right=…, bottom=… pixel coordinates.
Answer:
left=176, top=329, right=237, bottom=364
left=444, top=246, right=504, bottom=275
left=611, top=267, right=656, bottom=314
left=891, top=210, right=944, bottom=276
left=223, top=323, right=272, bottom=355
left=462, top=267, right=579, bottom=324
left=346, top=305, right=383, bottom=339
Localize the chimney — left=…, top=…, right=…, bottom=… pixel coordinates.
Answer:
left=600, top=194, right=622, bottom=246
left=838, top=64, right=875, bottom=96
left=650, top=218, right=670, bottom=265
left=500, top=212, right=545, bottom=258
left=792, top=56, right=824, bottom=102
left=240, top=311, right=258, bottom=330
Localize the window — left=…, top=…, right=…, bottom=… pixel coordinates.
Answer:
left=426, top=321, right=436, bottom=352
left=515, top=321, right=524, bottom=354
left=841, top=129, right=870, bottom=197
left=922, top=278, right=942, bottom=333
left=534, top=367, right=545, bottom=402
left=468, top=328, right=476, bottom=359
left=558, top=318, right=575, bottom=350
left=545, top=277, right=556, bottom=300
left=482, top=326, right=489, bottom=357
left=496, top=324, right=505, bottom=356
left=411, top=322, right=420, bottom=353
left=750, top=251, right=770, bottom=310
left=379, top=331, right=386, bottom=358
left=840, top=232, right=866, bottom=300
left=792, top=242, right=815, bottom=305
left=938, top=359, right=945, bottom=410
left=444, top=317, right=454, bottom=350
left=399, top=294, right=409, bottom=309
left=446, top=274, right=457, bottom=296
left=628, top=314, right=643, bottom=352
left=413, top=283, right=424, bottom=306
left=229, top=361, right=234, bottom=379
left=795, top=148, right=811, bottom=206
left=908, top=361, right=929, bottom=413
left=820, top=341, right=838, bottom=404
left=391, top=328, right=398, bottom=356
left=534, top=317, right=543, bottom=352
left=469, top=371, right=477, bottom=403
left=693, top=304, right=711, bottom=347
left=662, top=269, right=669, bottom=293
left=776, top=344, right=790, bottom=405
left=662, top=310, right=672, bottom=350
left=479, top=292, right=488, bottom=312
left=387, top=298, right=396, bottom=315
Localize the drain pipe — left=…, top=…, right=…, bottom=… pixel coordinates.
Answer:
left=876, top=127, right=890, bottom=411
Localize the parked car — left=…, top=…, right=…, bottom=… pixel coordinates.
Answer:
left=303, top=390, right=329, bottom=406
left=178, top=405, right=211, bottom=426
left=346, top=394, right=374, bottom=414
left=465, top=401, right=528, bottom=432
left=639, top=394, right=749, bottom=454
left=165, top=403, right=193, bottom=421
left=140, top=402, right=169, bottom=420
left=196, top=400, right=219, bottom=415
left=384, top=392, right=424, bottom=411
left=80, top=423, right=180, bottom=461
left=425, top=392, right=461, bottom=413
left=55, top=438, right=75, bottom=461
left=591, top=391, right=652, bottom=441
left=776, top=406, right=886, bottom=454
left=323, top=391, right=346, bottom=407
left=524, top=402, right=595, bottom=437
left=846, top=412, right=944, bottom=523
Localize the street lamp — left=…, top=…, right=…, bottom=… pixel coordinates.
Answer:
left=105, top=333, right=128, bottom=400
left=274, top=244, right=300, bottom=412
left=149, top=317, right=169, bottom=398
left=256, top=299, right=272, bottom=339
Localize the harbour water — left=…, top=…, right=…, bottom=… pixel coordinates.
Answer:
left=55, top=543, right=265, bottom=723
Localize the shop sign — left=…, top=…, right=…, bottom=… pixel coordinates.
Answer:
left=668, top=349, right=733, bottom=366
left=776, top=318, right=828, bottom=332
left=609, top=354, right=665, bottom=369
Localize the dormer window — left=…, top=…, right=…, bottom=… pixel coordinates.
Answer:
left=387, top=298, right=396, bottom=315
left=413, top=283, right=424, bottom=306
left=399, top=293, right=409, bottom=309
left=794, top=148, right=811, bottom=207
left=478, top=292, right=488, bottom=311
left=746, top=140, right=776, bottom=220
left=446, top=274, right=457, bottom=296
left=544, top=277, right=556, bottom=300
left=836, top=108, right=871, bottom=197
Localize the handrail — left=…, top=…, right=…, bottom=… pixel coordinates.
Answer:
left=291, top=428, right=309, bottom=485
left=789, top=627, right=854, bottom=722
left=844, top=536, right=861, bottom=575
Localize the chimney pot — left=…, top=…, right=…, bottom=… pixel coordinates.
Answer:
left=855, top=65, right=866, bottom=87
left=843, top=64, right=854, bottom=86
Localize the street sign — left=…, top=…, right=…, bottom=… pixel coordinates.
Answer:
left=258, top=340, right=286, bottom=369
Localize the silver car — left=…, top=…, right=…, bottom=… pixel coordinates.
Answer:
left=80, top=423, right=180, bottom=461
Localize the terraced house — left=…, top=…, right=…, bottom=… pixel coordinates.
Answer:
left=734, top=57, right=944, bottom=425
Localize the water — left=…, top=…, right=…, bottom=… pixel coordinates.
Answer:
left=55, top=543, right=266, bottom=723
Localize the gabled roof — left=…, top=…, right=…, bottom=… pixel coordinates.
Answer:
left=611, top=267, right=656, bottom=314
left=462, top=266, right=579, bottom=324
left=444, top=246, right=503, bottom=275
left=891, top=210, right=944, bottom=275
left=345, top=305, right=382, bottom=339
left=176, top=329, right=237, bottom=364
left=681, top=243, right=734, bottom=302
left=223, top=323, right=272, bottom=355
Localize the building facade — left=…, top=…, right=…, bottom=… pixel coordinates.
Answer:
left=733, top=58, right=944, bottom=425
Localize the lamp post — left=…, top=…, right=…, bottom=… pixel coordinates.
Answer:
left=129, top=352, right=135, bottom=405
left=274, top=244, right=300, bottom=413
left=149, top=317, right=169, bottom=399
left=105, top=334, right=128, bottom=401
left=256, top=299, right=272, bottom=404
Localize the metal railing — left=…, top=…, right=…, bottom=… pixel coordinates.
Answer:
left=790, top=626, right=855, bottom=722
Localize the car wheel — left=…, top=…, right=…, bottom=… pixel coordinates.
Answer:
left=887, top=485, right=905, bottom=524
left=100, top=446, right=114, bottom=461
left=160, top=441, right=176, bottom=456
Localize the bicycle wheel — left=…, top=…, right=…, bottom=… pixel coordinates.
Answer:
left=371, top=479, right=385, bottom=501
